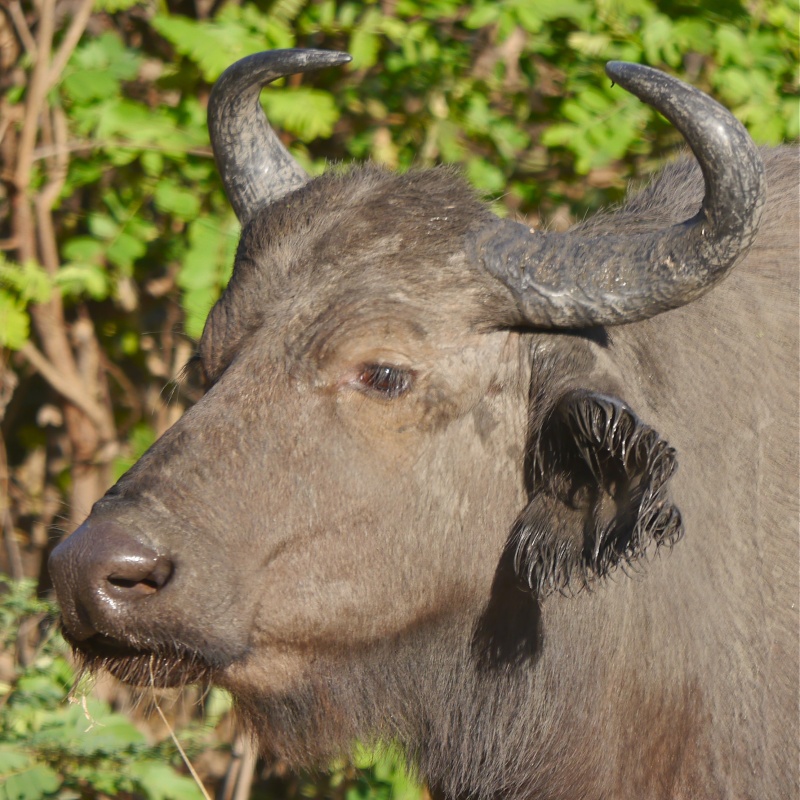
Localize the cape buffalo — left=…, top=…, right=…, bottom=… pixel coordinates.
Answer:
left=49, top=50, right=798, bottom=799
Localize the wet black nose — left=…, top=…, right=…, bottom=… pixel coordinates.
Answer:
left=48, top=518, right=173, bottom=641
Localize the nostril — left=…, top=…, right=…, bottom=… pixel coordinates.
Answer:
left=108, top=575, right=159, bottom=592
left=104, top=553, right=173, bottom=599
left=49, top=518, right=175, bottom=642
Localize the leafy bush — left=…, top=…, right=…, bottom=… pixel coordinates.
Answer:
left=0, top=577, right=214, bottom=800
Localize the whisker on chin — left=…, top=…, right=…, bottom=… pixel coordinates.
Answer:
left=66, top=634, right=214, bottom=691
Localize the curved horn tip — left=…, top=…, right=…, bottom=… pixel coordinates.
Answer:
left=214, top=48, right=352, bottom=87
left=604, top=61, right=656, bottom=85
left=603, top=62, right=727, bottom=113
left=603, top=61, right=711, bottom=105
left=208, top=48, right=352, bottom=224
left=602, top=60, right=765, bottom=220
left=253, top=48, right=352, bottom=69
left=473, top=60, right=766, bottom=330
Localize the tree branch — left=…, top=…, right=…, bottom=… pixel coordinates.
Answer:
left=19, top=341, right=115, bottom=443
left=46, top=0, right=94, bottom=91
left=7, top=1, right=37, bottom=59
left=31, top=138, right=214, bottom=161
left=14, top=0, right=55, bottom=193
left=99, top=349, right=143, bottom=434
left=36, top=105, right=68, bottom=275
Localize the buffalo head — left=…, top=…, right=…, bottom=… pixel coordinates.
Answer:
left=48, top=49, right=780, bottom=795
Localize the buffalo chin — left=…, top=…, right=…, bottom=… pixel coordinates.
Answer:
left=63, top=629, right=217, bottom=689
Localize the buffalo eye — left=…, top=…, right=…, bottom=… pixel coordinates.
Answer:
left=356, top=364, right=414, bottom=399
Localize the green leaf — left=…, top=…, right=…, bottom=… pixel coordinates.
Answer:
left=55, top=264, right=110, bottom=300
left=466, top=158, right=506, bottom=194
left=14, top=674, right=65, bottom=706
left=177, top=217, right=238, bottom=339
left=120, top=330, right=139, bottom=356
left=106, top=232, right=147, bottom=274
left=67, top=32, right=141, bottom=79
left=261, top=88, right=342, bottom=140
left=94, top=0, right=143, bottom=9
left=65, top=158, right=104, bottom=191
left=672, top=18, right=713, bottom=55
left=270, top=0, right=306, bottom=24
left=522, top=0, right=590, bottom=24
left=568, top=31, right=612, bottom=57
left=202, top=689, right=233, bottom=728
left=0, top=292, right=29, bottom=350
left=154, top=181, right=201, bottom=220
left=349, top=8, right=382, bottom=69
left=464, top=3, right=501, bottom=29
left=70, top=719, right=145, bottom=754
left=0, top=260, right=51, bottom=305
left=0, top=745, right=32, bottom=776
left=1, top=764, right=61, bottom=800
left=435, top=120, right=465, bottom=163
left=349, top=26, right=381, bottom=69
left=350, top=746, right=422, bottom=800
left=87, top=213, right=119, bottom=240
left=61, top=32, right=141, bottom=104
left=62, top=70, right=120, bottom=103
left=641, top=13, right=673, bottom=65
left=151, top=13, right=268, bottom=83
left=182, top=285, right=219, bottom=340
left=715, top=25, right=748, bottom=67
left=95, top=99, right=200, bottom=154
left=61, top=237, right=104, bottom=264
left=141, top=150, right=164, bottom=177
left=129, top=760, right=206, bottom=800
left=69, top=765, right=132, bottom=795
left=178, top=221, right=228, bottom=293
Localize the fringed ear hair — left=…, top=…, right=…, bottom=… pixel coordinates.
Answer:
left=513, top=390, right=683, bottom=596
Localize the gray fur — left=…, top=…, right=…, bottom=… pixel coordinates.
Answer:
left=50, top=133, right=798, bottom=798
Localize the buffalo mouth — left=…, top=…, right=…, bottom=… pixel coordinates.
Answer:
left=63, top=629, right=217, bottom=689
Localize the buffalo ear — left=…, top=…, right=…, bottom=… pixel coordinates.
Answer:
left=513, top=390, right=683, bottom=596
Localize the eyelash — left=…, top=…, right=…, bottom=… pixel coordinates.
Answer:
left=181, top=353, right=209, bottom=389
left=356, top=364, right=414, bottom=399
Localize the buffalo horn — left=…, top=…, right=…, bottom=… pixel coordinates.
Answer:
left=208, top=49, right=352, bottom=224
left=470, top=62, right=766, bottom=327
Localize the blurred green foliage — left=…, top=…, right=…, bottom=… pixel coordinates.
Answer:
left=0, top=577, right=209, bottom=799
